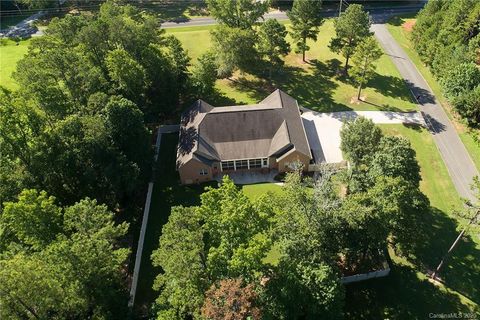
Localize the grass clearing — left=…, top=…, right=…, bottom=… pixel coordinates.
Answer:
left=0, top=38, right=30, bottom=90
left=242, top=183, right=283, bottom=199
left=386, top=15, right=480, bottom=173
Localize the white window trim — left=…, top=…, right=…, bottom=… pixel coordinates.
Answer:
left=220, top=157, right=269, bottom=171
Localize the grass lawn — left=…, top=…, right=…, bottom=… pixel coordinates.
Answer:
left=165, top=19, right=418, bottom=112
left=386, top=15, right=480, bottom=173
left=345, top=123, right=480, bottom=318
left=0, top=38, right=30, bottom=90
left=242, top=183, right=283, bottom=199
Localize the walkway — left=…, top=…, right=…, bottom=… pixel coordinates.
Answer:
left=301, top=110, right=425, bottom=164
left=372, top=23, right=479, bottom=202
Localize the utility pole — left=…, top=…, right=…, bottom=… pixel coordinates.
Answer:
left=338, top=0, right=349, bottom=17
left=431, top=207, right=480, bottom=281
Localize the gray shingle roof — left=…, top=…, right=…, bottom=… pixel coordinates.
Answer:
left=177, top=90, right=312, bottom=168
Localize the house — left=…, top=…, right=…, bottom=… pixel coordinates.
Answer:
left=176, top=89, right=313, bottom=184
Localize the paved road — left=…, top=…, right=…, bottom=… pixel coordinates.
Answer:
left=302, top=110, right=425, bottom=164
left=161, top=6, right=424, bottom=28
left=372, top=23, right=479, bottom=202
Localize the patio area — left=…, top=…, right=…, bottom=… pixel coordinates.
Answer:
left=214, top=169, right=279, bottom=185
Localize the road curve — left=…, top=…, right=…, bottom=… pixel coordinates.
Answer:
left=372, top=23, right=479, bottom=202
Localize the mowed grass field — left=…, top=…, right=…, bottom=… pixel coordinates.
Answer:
left=166, top=19, right=418, bottom=112
left=386, top=15, right=480, bottom=173
left=0, top=38, right=30, bottom=90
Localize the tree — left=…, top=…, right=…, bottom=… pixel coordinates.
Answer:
left=440, top=62, right=480, bottom=99
left=287, top=0, right=324, bottom=62
left=411, top=0, right=480, bottom=126
left=258, top=19, right=290, bottom=77
left=350, top=36, right=383, bottom=99
left=210, top=25, right=258, bottom=77
left=340, top=116, right=383, bottom=166
left=0, top=190, right=129, bottom=319
left=206, top=0, right=269, bottom=30
left=201, top=278, right=262, bottom=320
left=264, top=260, right=344, bottom=320
left=152, top=177, right=272, bottom=319
left=151, top=206, right=207, bottom=320
left=191, top=51, right=218, bottom=96
left=452, top=85, right=480, bottom=126
left=329, top=4, right=371, bottom=74
left=370, top=136, right=421, bottom=187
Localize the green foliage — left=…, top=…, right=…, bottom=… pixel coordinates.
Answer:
left=330, top=4, right=372, bottom=73
left=264, top=260, right=344, bottom=320
left=0, top=190, right=129, bottom=319
left=0, top=1, right=161, bottom=207
left=151, top=206, right=207, bottom=320
left=452, top=85, right=480, bottom=126
left=210, top=25, right=258, bottom=77
left=440, top=62, right=480, bottom=99
left=412, top=0, right=480, bottom=126
left=258, top=19, right=290, bottom=67
left=350, top=36, right=383, bottom=98
left=191, top=51, right=218, bottom=96
left=206, top=0, right=269, bottom=29
left=340, top=117, right=383, bottom=166
left=151, top=177, right=272, bottom=319
left=370, top=136, right=421, bottom=187
left=287, top=0, right=324, bottom=61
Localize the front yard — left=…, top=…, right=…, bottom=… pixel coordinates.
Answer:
left=166, top=19, right=418, bottom=112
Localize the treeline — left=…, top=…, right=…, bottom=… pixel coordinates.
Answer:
left=151, top=117, right=429, bottom=319
left=412, top=0, right=480, bottom=128
left=0, top=1, right=214, bottom=318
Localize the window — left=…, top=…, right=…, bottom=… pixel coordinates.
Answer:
left=262, top=158, right=268, bottom=168
left=236, top=159, right=248, bottom=169
left=221, top=161, right=235, bottom=170
left=249, top=158, right=262, bottom=169
left=200, top=168, right=208, bottom=175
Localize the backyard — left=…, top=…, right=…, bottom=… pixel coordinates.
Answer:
left=133, top=133, right=282, bottom=313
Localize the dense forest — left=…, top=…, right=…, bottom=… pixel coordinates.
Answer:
left=412, top=0, right=480, bottom=129
left=0, top=1, right=213, bottom=318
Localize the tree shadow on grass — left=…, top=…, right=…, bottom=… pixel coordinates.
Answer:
left=370, top=73, right=416, bottom=103
left=345, top=263, right=475, bottom=319
left=272, top=59, right=351, bottom=112
left=403, top=206, right=480, bottom=304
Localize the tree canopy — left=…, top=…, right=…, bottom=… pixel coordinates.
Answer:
left=287, top=0, right=324, bottom=62
left=412, top=0, right=480, bottom=128
left=330, top=4, right=372, bottom=74
left=350, top=36, right=383, bottom=99
left=0, top=190, right=129, bottom=319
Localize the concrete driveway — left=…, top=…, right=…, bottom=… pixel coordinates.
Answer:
left=301, top=110, right=425, bottom=164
